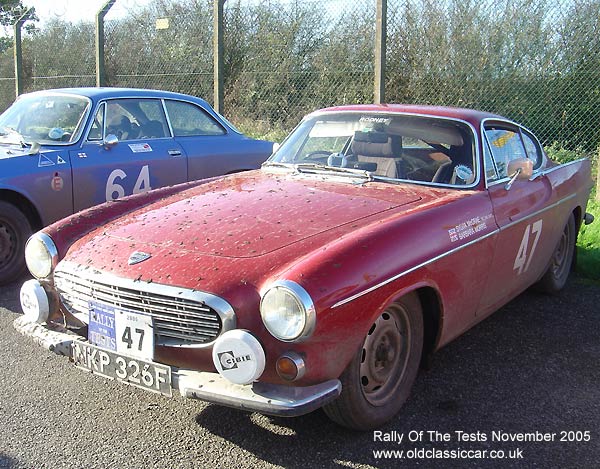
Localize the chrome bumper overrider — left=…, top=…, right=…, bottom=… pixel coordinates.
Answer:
left=13, top=316, right=341, bottom=417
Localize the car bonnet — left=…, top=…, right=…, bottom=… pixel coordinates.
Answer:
left=83, top=172, right=422, bottom=259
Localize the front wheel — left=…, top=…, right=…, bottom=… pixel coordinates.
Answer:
left=0, top=201, right=32, bottom=285
left=323, top=293, right=423, bottom=430
left=536, top=214, right=576, bottom=294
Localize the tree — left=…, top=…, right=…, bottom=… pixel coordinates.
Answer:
left=0, top=0, right=37, bottom=53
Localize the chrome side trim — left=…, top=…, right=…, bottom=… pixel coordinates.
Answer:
left=331, top=228, right=499, bottom=309
left=332, top=192, right=578, bottom=309
left=501, top=193, right=576, bottom=231
left=530, top=158, right=589, bottom=179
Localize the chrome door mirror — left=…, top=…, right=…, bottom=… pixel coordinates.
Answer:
left=103, top=134, right=119, bottom=150
left=505, top=158, right=533, bottom=190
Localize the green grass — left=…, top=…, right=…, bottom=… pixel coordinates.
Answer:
left=577, top=195, right=600, bottom=281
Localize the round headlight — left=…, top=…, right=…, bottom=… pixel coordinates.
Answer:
left=260, top=280, right=315, bottom=341
left=24, top=232, right=58, bottom=279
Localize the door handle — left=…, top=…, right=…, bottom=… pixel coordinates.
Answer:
left=168, top=149, right=182, bottom=156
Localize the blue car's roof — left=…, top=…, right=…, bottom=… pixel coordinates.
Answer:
left=26, top=87, right=212, bottom=107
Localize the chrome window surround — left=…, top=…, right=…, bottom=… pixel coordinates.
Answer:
left=267, top=109, right=482, bottom=190
left=54, top=261, right=236, bottom=348
left=260, top=279, right=316, bottom=342
left=84, top=97, right=172, bottom=143
left=331, top=192, right=577, bottom=309
left=481, top=117, right=549, bottom=189
left=82, top=95, right=232, bottom=145
left=163, top=99, right=227, bottom=137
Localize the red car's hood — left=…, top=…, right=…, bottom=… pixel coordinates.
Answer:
left=94, top=170, right=422, bottom=258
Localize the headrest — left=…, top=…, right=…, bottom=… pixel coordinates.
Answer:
left=352, top=130, right=394, bottom=157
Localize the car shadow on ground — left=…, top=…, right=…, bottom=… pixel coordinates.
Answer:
left=0, top=273, right=30, bottom=314
left=193, top=279, right=600, bottom=468
left=0, top=453, right=18, bottom=469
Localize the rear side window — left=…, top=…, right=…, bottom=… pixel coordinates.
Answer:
left=165, top=100, right=225, bottom=136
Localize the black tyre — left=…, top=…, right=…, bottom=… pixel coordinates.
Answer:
left=0, top=201, right=32, bottom=285
left=536, top=214, right=576, bottom=294
left=323, top=293, right=423, bottom=430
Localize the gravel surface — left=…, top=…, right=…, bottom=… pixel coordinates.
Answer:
left=0, top=273, right=598, bottom=469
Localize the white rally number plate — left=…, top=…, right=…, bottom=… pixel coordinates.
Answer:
left=88, top=300, right=154, bottom=360
left=72, top=341, right=171, bottom=396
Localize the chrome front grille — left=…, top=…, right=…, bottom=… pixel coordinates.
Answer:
left=54, top=262, right=235, bottom=347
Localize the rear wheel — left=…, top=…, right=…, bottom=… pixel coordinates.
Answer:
left=0, top=201, right=32, bottom=285
left=323, top=293, right=423, bottom=430
left=536, top=214, right=576, bottom=293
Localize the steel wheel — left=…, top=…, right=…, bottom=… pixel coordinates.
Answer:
left=536, top=214, right=576, bottom=294
left=360, top=304, right=411, bottom=406
left=549, top=221, right=571, bottom=280
left=323, top=293, right=423, bottom=430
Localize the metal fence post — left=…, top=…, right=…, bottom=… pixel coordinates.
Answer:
left=13, top=8, right=33, bottom=97
left=96, top=0, right=116, bottom=87
left=374, top=0, right=387, bottom=104
left=213, top=0, right=226, bottom=113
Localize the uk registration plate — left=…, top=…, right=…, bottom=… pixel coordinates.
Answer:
left=73, top=301, right=171, bottom=396
left=72, top=341, right=172, bottom=396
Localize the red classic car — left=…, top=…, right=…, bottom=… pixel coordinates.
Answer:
left=15, top=105, right=594, bottom=430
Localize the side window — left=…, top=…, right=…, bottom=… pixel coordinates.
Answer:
left=104, top=99, right=169, bottom=141
left=521, top=130, right=542, bottom=169
left=484, top=127, right=526, bottom=180
left=165, top=100, right=226, bottom=136
left=88, top=103, right=105, bottom=141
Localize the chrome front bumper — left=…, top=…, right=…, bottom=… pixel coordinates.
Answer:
left=13, top=316, right=341, bottom=417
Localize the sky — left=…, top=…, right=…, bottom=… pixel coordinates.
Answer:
left=23, top=0, right=151, bottom=24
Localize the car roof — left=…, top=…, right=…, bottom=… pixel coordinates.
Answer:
left=23, top=87, right=212, bottom=107
left=315, top=103, right=507, bottom=127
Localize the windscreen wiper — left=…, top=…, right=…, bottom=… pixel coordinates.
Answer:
left=294, top=162, right=374, bottom=181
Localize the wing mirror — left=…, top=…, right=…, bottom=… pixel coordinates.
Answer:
left=103, top=134, right=119, bottom=150
left=505, top=158, right=533, bottom=190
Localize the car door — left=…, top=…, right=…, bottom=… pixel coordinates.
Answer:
left=478, top=122, right=566, bottom=314
left=70, top=98, right=187, bottom=212
left=163, top=99, right=267, bottom=180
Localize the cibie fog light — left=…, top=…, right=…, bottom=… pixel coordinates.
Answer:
left=24, top=232, right=58, bottom=279
left=260, top=280, right=316, bottom=342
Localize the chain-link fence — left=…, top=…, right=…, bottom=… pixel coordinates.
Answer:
left=1, top=0, right=599, bottom=152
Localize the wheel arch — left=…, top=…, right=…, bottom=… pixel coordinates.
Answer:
left=415, top=286, right=443, bottom=363
left=385, top=284, right=442, bottom=366
left=572, top=205, right=582, bottom=232
left=0, top=189, right=43, bottom=232
left=571, top=206, right=582, bottom=271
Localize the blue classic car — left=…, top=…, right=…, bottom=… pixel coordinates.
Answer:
left=0, top=88, right=274, bottom=284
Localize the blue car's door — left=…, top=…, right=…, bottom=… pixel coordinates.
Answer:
left=70, top=98, right=187, bottom=212
left=163, top=99, right=271, bottom=179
